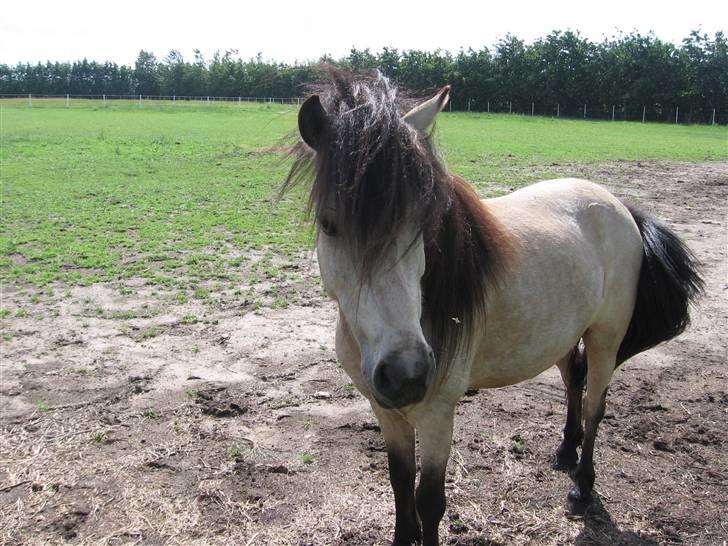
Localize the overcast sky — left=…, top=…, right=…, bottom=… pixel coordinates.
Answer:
left=2, top=0, right=726, bottom=65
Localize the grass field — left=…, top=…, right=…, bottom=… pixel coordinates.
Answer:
left=2, top=98, right=726, bottom=288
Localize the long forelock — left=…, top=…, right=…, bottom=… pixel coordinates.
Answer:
left=310, top=70, right=448, bottom=277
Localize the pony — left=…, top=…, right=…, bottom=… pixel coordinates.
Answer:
left=283, top=69, right=703, bottom=546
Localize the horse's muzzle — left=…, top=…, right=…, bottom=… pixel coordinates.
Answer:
left=371, top=345, right=435, bottom=409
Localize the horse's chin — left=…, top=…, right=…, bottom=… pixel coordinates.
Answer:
left=372, top=394, right=397, bottom=410
left=371, top=392, right=422, bottom=411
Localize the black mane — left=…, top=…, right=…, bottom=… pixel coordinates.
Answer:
left=284, top=68, right=511, bottom=366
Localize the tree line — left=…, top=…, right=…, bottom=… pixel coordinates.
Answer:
left=1, top=30, right=726, bottom=123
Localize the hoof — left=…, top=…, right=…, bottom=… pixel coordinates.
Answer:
left=567, top=486, right=592, bottom=516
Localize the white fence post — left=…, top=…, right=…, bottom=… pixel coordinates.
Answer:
left=509, top=101, right=512, bottom=114
left=531, top=102, right=534, bottom=116
left=103, top=94, right=107, bottom=106
left=712, top=108, right=716, bottom=125
left=583, top=104, right=587, bottom=118
left=139, top=94, right=142, bottom=107
left=487, top=100, right=490, bottom=113
left=28, top=93, right=32, bottom=107
left=556, top=103, right=559, bottom=117
left=66, top=94, right=70, bottom=108
left=642, top=105, right=646, bottom=123
left=675, top=106, right=679, bottom=124
left=612, top=105, right=615, bottom=121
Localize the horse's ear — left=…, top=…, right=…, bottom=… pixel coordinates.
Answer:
left=403, top=85, right=451, bottom=132
left=298, top=95, right=327, bottom=150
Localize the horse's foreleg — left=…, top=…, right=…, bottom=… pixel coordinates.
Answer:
left=415, top=403, right=455, bottom=546
left=567, top=344, right=614, bottom=515
left=554, top=346, right=587, bottom=470
left=374, top=407, right=420, bottom=546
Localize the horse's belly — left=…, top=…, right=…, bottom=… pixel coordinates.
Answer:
left=468, top=348, right=568, bottom=388
left=466, top=236, right=604, bottom=388
left=467, top=273, right=600, bottom=389
left=468, top=325, right=579, bottom=389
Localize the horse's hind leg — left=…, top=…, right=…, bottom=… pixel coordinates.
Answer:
left=567, top=335, right=617, bottom=515
left=554, top=345, right=587, bottom=470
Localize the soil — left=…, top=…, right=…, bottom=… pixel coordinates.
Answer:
left=1, top=161, right=726, bottom=546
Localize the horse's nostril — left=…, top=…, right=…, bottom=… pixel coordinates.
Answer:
left=372, top=349, right=433, bottom=408
left=373, top=360, right=392, bottom=392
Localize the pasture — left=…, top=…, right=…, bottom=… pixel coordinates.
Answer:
left=1, top=100, right=726, bottom=545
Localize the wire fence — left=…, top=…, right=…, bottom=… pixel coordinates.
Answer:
left=0, top=93, right=303, bottom=106
left=450, top=98, right=721, bottom=125
left=0, top=93, right=722, bottom=125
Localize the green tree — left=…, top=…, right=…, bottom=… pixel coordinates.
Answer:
left=159, top=50, right=187, bottom=95
left=682, top=31, right=728, bottom=122
left=531, top=30, right=597, bottom=115
left=348, top=48, right=378, bottom=72
left=134, top=50, right=160, bottom=95
left=493, top=34, right=537, bottom=112
left=377, top=47, right=401, bottom=80
left=452, top=48, right=494, bottom=111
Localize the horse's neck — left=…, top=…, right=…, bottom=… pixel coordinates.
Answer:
left=421, top=175, right=514, bottom=370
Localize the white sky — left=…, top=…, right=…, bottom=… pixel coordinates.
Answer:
left=2, top=0, right=726, bottom=66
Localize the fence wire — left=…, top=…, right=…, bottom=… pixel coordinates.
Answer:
left=0, top=93, right=722, bottom=125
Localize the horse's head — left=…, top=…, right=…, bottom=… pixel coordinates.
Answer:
left=316, top=196, right=433, bottom=410
left=293, top=71, right=450, bottom=409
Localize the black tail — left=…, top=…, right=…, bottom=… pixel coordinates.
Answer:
left=617, top=206, right=705, bottom=366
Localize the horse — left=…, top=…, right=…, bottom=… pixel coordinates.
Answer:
left=283, top=69, right=704, bottom=546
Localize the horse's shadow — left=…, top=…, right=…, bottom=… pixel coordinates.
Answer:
left=447, top=497, right=661, bottom=546
left=574, top=497, right=661, bottom=546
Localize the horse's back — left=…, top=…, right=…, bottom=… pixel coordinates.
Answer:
left=487, top=178, right=640, bottom=259
left=488, top=178, right=629, bottom=219
left=468, top=178, right=643, bottom=389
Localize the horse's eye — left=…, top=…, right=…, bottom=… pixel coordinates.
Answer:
left=319, top=217, right=337, bottom=236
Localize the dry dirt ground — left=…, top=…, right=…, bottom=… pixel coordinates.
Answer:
left=1, top=161, right=726, bottom=546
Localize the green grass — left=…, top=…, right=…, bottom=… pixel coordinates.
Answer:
left=0, top=99, right=308, bottom=287
left=437, top=111, right=728, bottom=183
left=140, top=327, right=162, bottom=340
left=226, top=443, right=245, bottom=461
left=1, top=99, right=726, bottom=288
